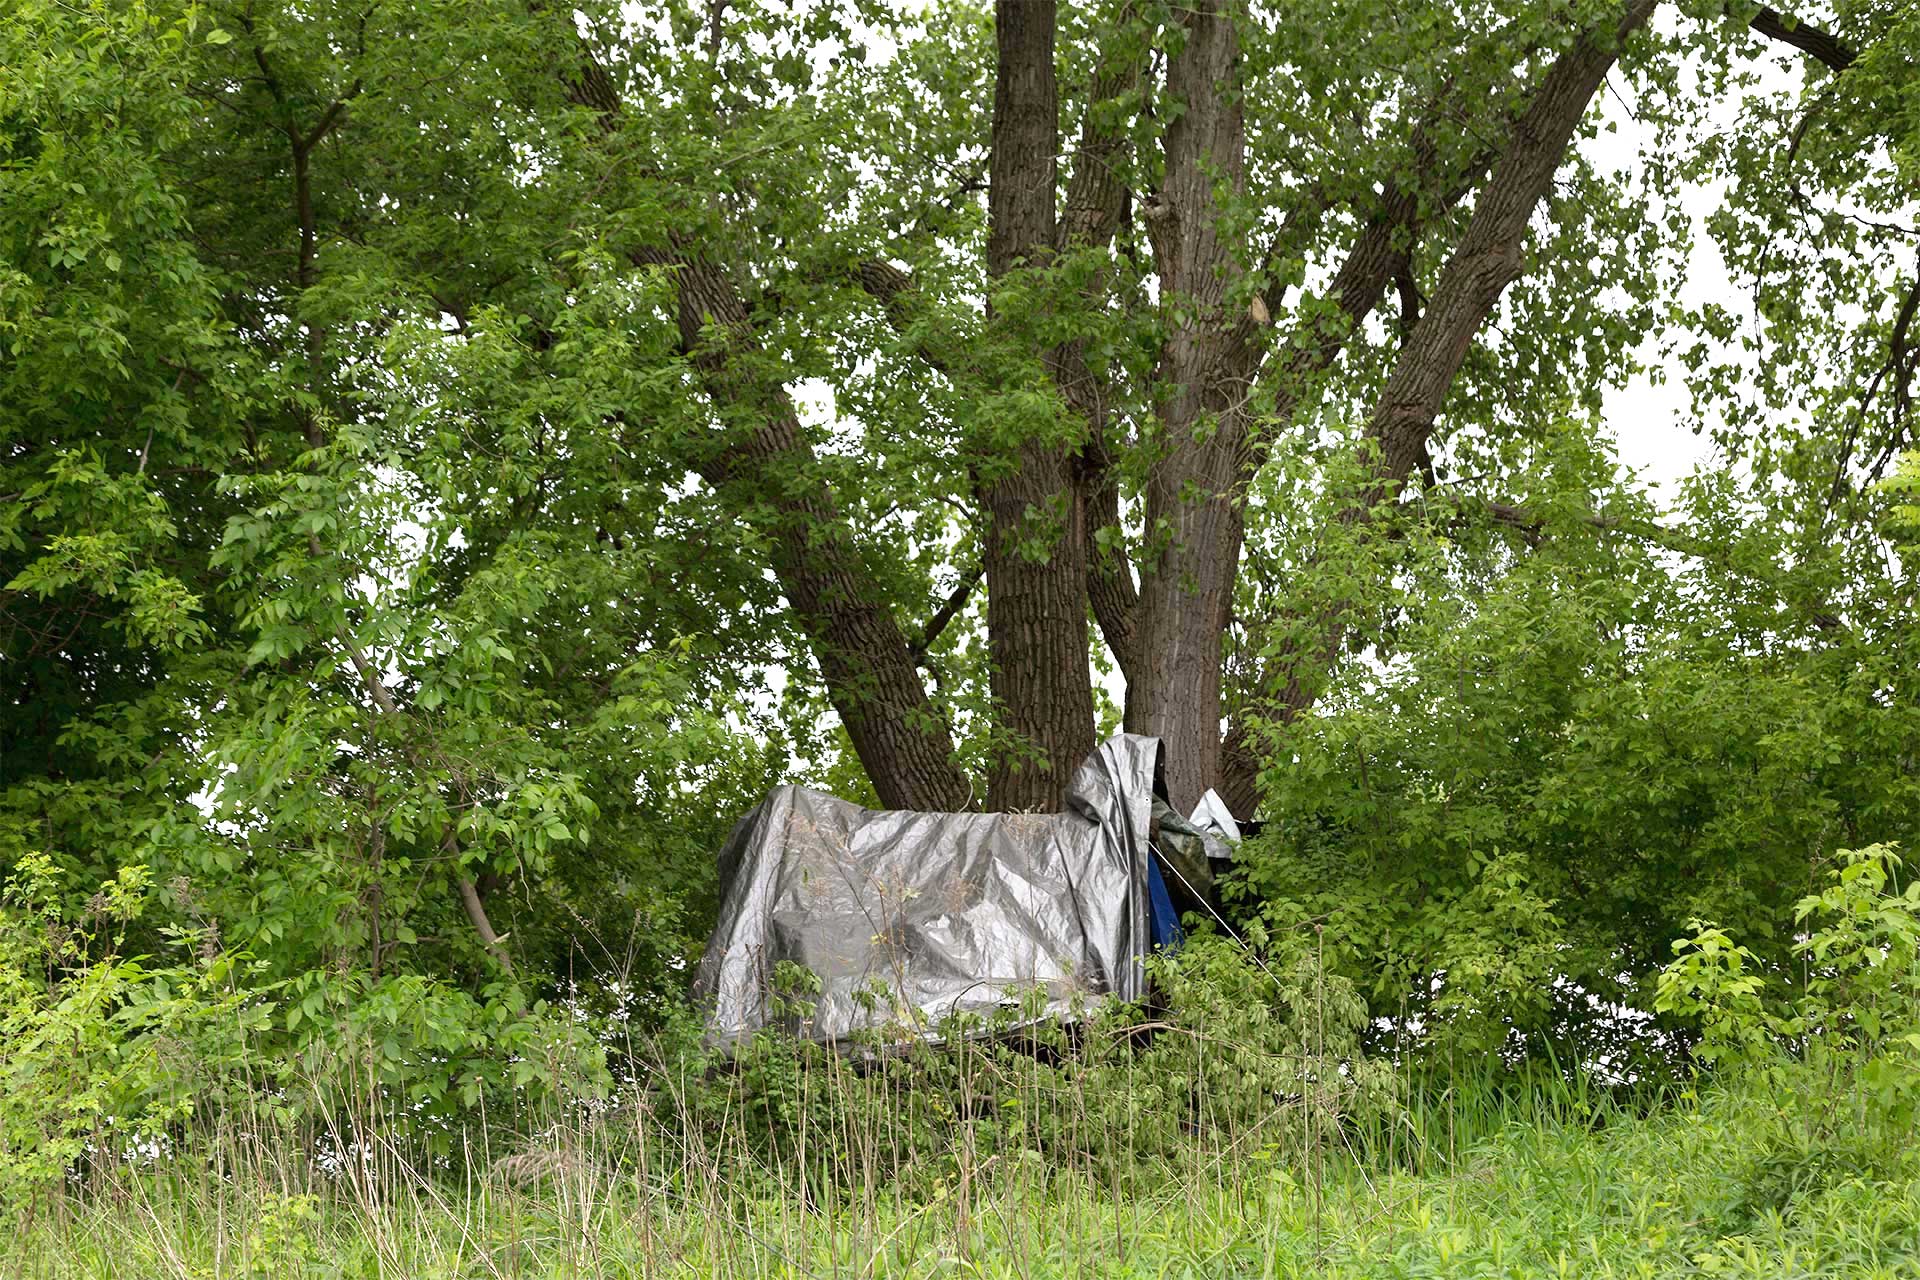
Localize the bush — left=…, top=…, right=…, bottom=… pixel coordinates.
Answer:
left=0, top=854, right=272, bottom=1195
left=634, top=932, right=1396, bottom=1199
left=0, top=852, right=606, bottom=1202
left=1656, top=843, right=1920, bottom=1178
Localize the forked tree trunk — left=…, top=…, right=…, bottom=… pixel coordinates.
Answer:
left=567, top=0, right=1838, bottom=824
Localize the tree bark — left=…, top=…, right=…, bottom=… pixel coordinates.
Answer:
left=1061, top=15, right=1147, bottom=717
left=1083, top=429, right=1140, bottom=685
left=1747, top=6, right=1857, bottom=71
left=568, top=2, right=1667, bottom=826
left=981, top=0, right=1097, bottom=811
left=560, top=36, right=971, bottom=813
left=453, top=830, right=514, bottom=974
left=1126, top=0, right=1252, bottom=812
left=1218, top=0, right=1662, bottom=817
left=1367, top=0, right=1660, bottom=485
left=666, top=253, right=973, bottom=813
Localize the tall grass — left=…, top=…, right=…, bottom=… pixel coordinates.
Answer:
left=15, top=844, right=1920, bottom=1279
left=6, top=1006, right=1917, bottom=1277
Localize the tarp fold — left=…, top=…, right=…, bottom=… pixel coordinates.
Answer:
left=693, top=734, right=1165, bottom=1044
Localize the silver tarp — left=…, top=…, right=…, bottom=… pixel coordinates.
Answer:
left=692, top=734, right=1164, bottom=1045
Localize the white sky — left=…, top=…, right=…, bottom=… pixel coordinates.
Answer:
left=1590, top=11, right=1801, bottom=496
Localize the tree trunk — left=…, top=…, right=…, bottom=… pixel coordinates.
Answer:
left=982, top=0, right=1097, bottom=811
left=1062, top=17, right=1147, bottom=725
left=668, top=254, right=973, bottom=813
left=1132, top=0, right=1248, bottom=811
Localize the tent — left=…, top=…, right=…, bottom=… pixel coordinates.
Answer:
left=692, top=734, right=1235, bottom=1046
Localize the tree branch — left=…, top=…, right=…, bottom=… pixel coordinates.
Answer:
left=1084, top=429, right=1141, bottom=682
left=978, top=0, right=1104, bottom=810
left=909, top=563, right=983, bottom=664
left=665, top=251, right=973, bottom=811
left=850, top=258, right=966, bottom=379
left=316, top=532, right=517, bottom=972
left=1369, top=0, right=1660, bottom=487
left=252, top=20, right=517, bottom=969
left=1219, top=0, right=1663, bottom=817
left=301, top=80, right=362, bottom=152
left=1240, top=86, right=1500, bottom=460
left=454, top=845, right=515, bottom=975
left=1747, top=6, right=1858, bottom=72
left=556, top=31, right=970, bottom=811
left=1475, top=497, right=1843, bottom=631
left=850, top=20, right=1146, bottom=699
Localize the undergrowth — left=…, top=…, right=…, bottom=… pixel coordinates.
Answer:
left=3, top=846, right=1916, bottom=1277
left=7, top=1066, right=1916, bottom=1279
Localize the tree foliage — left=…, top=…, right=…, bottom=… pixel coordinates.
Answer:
left=0, top=0, right=1914, bottom=1148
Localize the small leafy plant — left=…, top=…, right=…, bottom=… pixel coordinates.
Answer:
left=1656, top=844, right=1920, bottom=1214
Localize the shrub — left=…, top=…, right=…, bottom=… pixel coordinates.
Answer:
left=0, top=852, right=606, bottom=1202
left=1656, top=844, right=1920, bottom=1180
left=636, top=932, right=1396, bottom=1199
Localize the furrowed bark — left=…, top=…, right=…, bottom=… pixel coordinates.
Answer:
left=1083, top=429, right=1140, bottom=683
left=1251, top=147, right=1496, bottom=445
left=1208, top=190, right=1449, bottom=817
left=854, top=10, right=1142, bottom=803
left=665, top=252, right=972, bottom=813
left=981, top=0, right=1097, bottom=811
left=1746, top=6, right=1857, bottom=71
left=1368, top=0, right=1661, bottom=484
left=1135, top=24, right=1481, bottom=810
left=1207, top=163, right=1484, bottom=818
left=1133, top=0, right=1249, bottom=811
left=1191, top=89, right=1499, bottom=814
left=1061, top=13, right=1148, bottom=701
left=844, top=14, right=1141, bottom=792
left=1218, top=0, right=1662, bottom=817
left=562, top=36, right=969, bottom=813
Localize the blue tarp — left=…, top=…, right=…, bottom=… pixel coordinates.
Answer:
left=1146, top=853, right=1185, bottom=950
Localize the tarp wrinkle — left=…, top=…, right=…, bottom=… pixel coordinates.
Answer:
left=693, top=734, right=1165, bottom=1045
